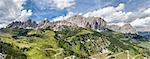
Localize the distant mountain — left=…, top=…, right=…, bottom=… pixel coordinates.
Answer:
left=107, top=24, right=136, bottom=33
left=138, top=32, right=150, bottom=39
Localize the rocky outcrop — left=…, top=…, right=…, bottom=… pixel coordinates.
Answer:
left=66, top=15, right=107, bottom=30
left=7, top=19, right=37, bottom=29
left=107, top=24, right=136, bottom=33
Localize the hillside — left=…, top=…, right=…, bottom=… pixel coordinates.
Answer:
left=0, top=25, right=149, bottom=59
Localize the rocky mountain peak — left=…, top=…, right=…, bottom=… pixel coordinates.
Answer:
left=120, top=24, right=136, bottom=33
left=36, top=15, right=107, bottom=31
left=121, top=24, right=133, bottom=29
left=66, top=15, right=107, bottom=30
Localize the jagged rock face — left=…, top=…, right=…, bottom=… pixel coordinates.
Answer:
left=66, top=15, right=107, bottom=30
left=66, top=15, right=87, bottom=27
left=7, top=20, right=37, bottom=29
left=107, top=24, right=136, bottom=33
left=37, top=19, right=50, bottom=28
left=23, top=19, right=37, bottom=28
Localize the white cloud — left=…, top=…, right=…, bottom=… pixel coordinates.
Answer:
left=116, top=3, right=125, bottom=11
left=54, top=0, right=75, bottom=9
left=33, top=0, right=75, bottom=10
left=130, top=17, right=150, bottom=31
left=15, top=10, right=32, bottom=21
left=51, top=12, right=74, bottom=22
left=83, top=3, right=132, bottom=23
left=143, top=8, right=150, bottom=16
left=129, top=8, right=150, bottom=27
left=0, top=24, right=8, bottom=28
left=0, top=0, right=32, bottom=28
left=130, top=17, right=150, bottom=27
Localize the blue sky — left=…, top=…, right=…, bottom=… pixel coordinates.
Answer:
left=0, top=0, right=150, bottom=31
left=23, top=0, right=150, bottom=21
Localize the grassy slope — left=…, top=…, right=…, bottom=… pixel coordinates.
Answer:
left=0, top=26, right=149, bottom=59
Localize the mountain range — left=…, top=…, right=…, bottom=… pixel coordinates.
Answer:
left=6, top=15, right=136, bottom=33
left=0, top=15, right=149, bottom=59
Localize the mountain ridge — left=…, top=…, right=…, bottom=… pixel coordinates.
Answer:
left=6, top=15, right=136, bottom=33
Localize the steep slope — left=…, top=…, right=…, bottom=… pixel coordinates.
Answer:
left=0, top=28, right=62, bottom=59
